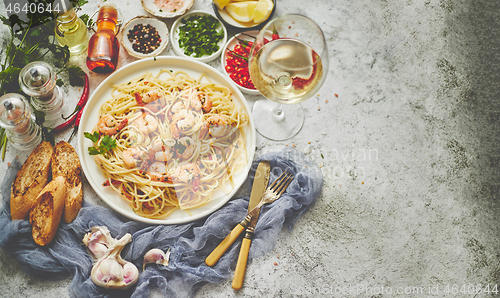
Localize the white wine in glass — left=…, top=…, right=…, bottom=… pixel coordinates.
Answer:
left=250, top=38, right=324, bottom=104
left=249, top=14, right=328, bottom=140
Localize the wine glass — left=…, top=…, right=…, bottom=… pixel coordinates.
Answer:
left=248, top=14, right=329, bottom=141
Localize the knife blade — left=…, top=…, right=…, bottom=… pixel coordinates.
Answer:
left=205, top=160, right=270, bottom=267
left=232, top=164, right=271, bottom=289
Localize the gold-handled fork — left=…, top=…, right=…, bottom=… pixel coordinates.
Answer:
left=205, top=170, right=294, bottom=268
left=240, top=171, right=294, bottom=228
left=232, top=170, right=294, bottom=290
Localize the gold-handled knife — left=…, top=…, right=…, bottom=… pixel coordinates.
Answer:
left=205, top=160, right=271, bottom=267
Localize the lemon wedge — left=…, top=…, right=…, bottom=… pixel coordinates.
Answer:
left=253, top=0, right=273, bottom=23
left=226, top=1, right=258, bottom=23
left=213, top=0, right=231, bottom=10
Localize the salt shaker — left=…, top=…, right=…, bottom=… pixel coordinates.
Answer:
left=0, top=93, right=42, bottom=151
left=19, top=61, right=65, bottom=122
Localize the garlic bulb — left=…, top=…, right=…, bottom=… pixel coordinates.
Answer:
left=143, top=248, right=170, bottom=270
left=83, top=226, right=139, bottom=289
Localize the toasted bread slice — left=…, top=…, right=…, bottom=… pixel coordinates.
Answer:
left=10, top=141, right=54, bottom=220
left=51, top=141, right=83, bottom=223
left=29, top=176, right=66, bottom=246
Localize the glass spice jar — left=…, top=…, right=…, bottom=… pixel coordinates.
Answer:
left=86, top=3, right=121, bottom=73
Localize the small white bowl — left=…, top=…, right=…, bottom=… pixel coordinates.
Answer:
left=121, top=16, right=169, bottom=59
left=170, top=10, right=227, bottom=63
left=141, top=0, right=194, bottom=18
left=221, top=31, right=260, bottom=95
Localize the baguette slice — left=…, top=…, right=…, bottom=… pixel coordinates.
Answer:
left=11, top=141, right=54, bottom=220
left=51, top=141, right=83, bottom=223
left=29, top=176, right=66, bottom=246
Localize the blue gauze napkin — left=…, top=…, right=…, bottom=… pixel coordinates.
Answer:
left=0, top=147, right=323, bottom=298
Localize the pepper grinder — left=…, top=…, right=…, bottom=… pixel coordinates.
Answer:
left=0, top=93, right=42, bottom=151
left=19, top=61, right=65, bottom=122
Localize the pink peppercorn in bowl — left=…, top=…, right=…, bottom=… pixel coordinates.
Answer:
left=120, top=16, right=169, bottom=59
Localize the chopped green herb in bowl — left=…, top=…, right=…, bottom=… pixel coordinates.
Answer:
left=171, top=11, right=227, bottom=62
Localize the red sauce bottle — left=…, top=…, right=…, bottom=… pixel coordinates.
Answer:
left=86, top=4, right=120, bottom=73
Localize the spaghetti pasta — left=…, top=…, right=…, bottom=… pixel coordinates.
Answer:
left=89, top=70, right=249, bottom=219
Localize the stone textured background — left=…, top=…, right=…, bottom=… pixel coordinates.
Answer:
left=1, top=0, right=499, bottom=297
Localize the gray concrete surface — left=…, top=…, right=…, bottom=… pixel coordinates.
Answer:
left=1, top=0, right=500, bottom=297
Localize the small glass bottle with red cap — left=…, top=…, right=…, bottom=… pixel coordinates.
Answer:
left=86, top=3, right=121, bottom=73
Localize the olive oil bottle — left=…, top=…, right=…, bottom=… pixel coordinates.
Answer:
left=55, top=7, right=88, bottom=55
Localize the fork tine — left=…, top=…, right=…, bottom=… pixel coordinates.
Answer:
left=275, top=172, right=293, bottom=196
left=279, top=174, right=294, bottom=196
left=271, top=171, right=293, bottom=194
left=268, top=170, right=287, bottom=190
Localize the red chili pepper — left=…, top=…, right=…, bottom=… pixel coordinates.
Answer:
left=52, top=73, right=89, bottom=133
left=67, top=103, right=85, bottom=142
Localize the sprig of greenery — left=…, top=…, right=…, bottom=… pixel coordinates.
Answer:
left=84, top=132, right=117, bottom=155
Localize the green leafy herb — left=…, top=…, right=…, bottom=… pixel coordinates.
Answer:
left=74, top=0, right=89, bottom=7
left=177, top=15, right=224, bottom=58
left=80, top=13, right=93, bottom=28
left=68, top=65, right=86, bottom=86
left=85, top=131, right=100, bottom=143
left=84, top=132, right=117, bottom=155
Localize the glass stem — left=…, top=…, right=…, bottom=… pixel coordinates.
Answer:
left=272, top=102, right=285, bottom=121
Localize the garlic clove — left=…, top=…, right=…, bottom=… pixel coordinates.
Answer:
left=83, top=226, right=118, bottom=259
left=91, top=257, right=124, bottom=287
left=123, top=261, right=139, bottom=285
left=86, top=241, right=109, bottom=259
left=143, top=248, right=170, bottom=271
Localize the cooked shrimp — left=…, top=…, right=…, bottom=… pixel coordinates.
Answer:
left=170, top=109, right=196, bottom=138
left=188, top=89, right=212, bottom=113
left=122, top=147, right=147, bottom=168
left=147, top=161, right=172, bottom=182
left=135, top=114, right=158, bottom=134
left=173, top=163, right=201, bottom=191
left=135, top=90, right=163, bottom=105
left=143, top=90, right=163, bottom=103
left=135, top=90, right=165, bottom=113
left=171, top=101, right=186, bottom=114
left=151, top=139, right=174, bottom=162
left=205, top=115, right=231, bottom=138
left=97, top=115, right=128, bottom=135
left=174, top=137, right=196, bottom=160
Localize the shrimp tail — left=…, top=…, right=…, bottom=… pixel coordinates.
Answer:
left=103, top=179, right=121, bottom=187
left=135, top=92, right=145, bottom=106
left=117, top=118, right=129, bottom=132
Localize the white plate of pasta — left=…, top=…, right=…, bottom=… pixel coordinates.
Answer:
left=77, top=56, right=255, bottom=225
